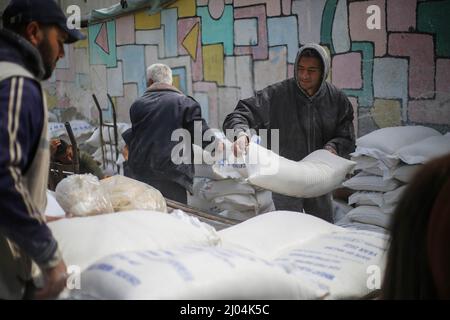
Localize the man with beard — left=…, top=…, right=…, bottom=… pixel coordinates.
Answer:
left=0, top=0, right=85, bottom=299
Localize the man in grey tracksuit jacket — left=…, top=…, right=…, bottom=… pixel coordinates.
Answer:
left=223, top=43, right=355, bottom=222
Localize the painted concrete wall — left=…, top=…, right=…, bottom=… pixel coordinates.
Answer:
left=44, top=0, right=450, bottom=136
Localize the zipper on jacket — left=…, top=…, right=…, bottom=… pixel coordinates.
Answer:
left=307, top=100, right=312, bottom=154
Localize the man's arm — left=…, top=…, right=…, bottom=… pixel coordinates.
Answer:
left=79, top=152, right=104, bottom=179
left=222, top=91, right=270, bottom=135
left=0, top=77, right=61, bottom=268
left=324, top=93, right=356, bottom=158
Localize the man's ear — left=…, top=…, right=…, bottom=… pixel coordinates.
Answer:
left=24, top=21, right=44, bottom=46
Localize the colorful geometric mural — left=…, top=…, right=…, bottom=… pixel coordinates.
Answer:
left=46, top=0, right=450, bottom=135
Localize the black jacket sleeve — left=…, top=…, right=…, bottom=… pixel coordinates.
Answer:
left=324, top=92, right=356, bottom=158
left=222, top=88, right=272, bottom=137
left=182, top=96, right=212, bottom=150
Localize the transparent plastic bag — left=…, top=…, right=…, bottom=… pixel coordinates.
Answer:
left=100, top=175, right=167, bottom=213
left=55, top=174, right=114, bottom=217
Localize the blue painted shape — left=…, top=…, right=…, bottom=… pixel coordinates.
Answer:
left=332, top=0, right=351, bottom=54
left=234, top=19, right=258, bottom=46
left=197, top=5, right=234, bottom=56
left=343, top=42, right=374, bottom=107
left=161, top=8, right=178, bottom=58
left=172, top=67, right=187, bottom=95
left=267, top=16, right=299, bottom=64
left=373, top=58, right=408, bottom=109
left=89, top=20, right=117, bottom=67
left=107, top=62, right=124, bottom=97
left=56, top=44, right=70, bottom=69
left=194, top=92, right=209, bottom=123
left=76, top=73, right=91, bottom=90
left=117, top=45, right=146, bottom=97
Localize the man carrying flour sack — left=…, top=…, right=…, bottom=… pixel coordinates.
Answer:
left=223, top=43, right=355, bottom=222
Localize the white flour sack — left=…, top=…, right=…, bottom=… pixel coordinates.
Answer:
left=219, top=211, right=341, bottom=259
left=395, top=134, right=450, bottom=165
left=48, top=210, right=220, bottom=271
left=69, top=245, right=325, bottom=300
left=353, top=126, right=441, bottom=160
left=245, top=143, right=356, bottom=198
left=274, top=229, right=389, bottom=299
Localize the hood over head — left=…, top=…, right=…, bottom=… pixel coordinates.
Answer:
left=294, top=43, right=330, bottom=97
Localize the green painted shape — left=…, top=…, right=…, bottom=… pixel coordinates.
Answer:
left=343, top=42, right=374, bottom=107
left=417, top=0, right=450, bottom=57
left=197, top=5, right=234, bottom=56
left=88, top=20, right=117, bottom=67
left=321, top=0, right=338, bottom=54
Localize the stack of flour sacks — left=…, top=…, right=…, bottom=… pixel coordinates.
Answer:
left=338, top=126, right=450, bottom=233
left=188, top=144, right=275, bottom=222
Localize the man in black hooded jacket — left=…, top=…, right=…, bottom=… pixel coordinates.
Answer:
left=223, top=43, right=355, bottom=222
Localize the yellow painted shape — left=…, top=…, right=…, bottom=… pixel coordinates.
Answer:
left=173, top=75, right=181, bottom=91
left=74, top=29, right=88, bottom=48
left=182, top=22, right=199, bottom=61
left=203, top=44, right=224, bottom=85
left=168, top=0, right=196, bottom=17
left=371, top=99, right=402, bottom=128
left=135, top=10, right=161, bottom=29
left=44, top=90, right=58, bottom=109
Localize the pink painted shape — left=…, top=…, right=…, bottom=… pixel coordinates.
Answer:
left=197, top=0, right=208, bottom=5
left=282, top=0, right=291, bottom=15
left=234, top=0, right=281, bottom=17
left=389, top=33, right=435, bottom=99
left=234, top=5, right=268, bottom=60
left=56, top=82, right=71, bottom=108
left=208, top=0, right=225, bottom=19
left=178, top=17, right=203, bottom=82
left=349, top=0, right=387, bottom=57
left=436, top=59, right=450, bottom=93
left=331, top=52, right=362, bottom=89
left=116, top=15, right=135, bottom=45
left=408, top=100, right=450, bottom=125
left=387, top=0, right=416, bottom=32
left=193, top=81, right=218, bottom=127
left=95, top=23, right=109, bottom=54
left=55, top=45, right=75, bottom=82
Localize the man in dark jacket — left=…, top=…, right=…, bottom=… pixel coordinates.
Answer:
left=128, top=63, right=212, bottom=204
left=223, top=43, right=355, bottom=222
left=0, top=0, right=85, bottom=299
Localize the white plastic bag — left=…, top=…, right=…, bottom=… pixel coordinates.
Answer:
left=55, top=174, right=113, bottom=217
left=100, top=175, right=167, bottom=213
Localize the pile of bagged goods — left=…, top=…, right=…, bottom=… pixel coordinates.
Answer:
left=45, top=204, right=387, bottom=299
left=337, top=126, right=450, bottom=233
left=41, top=133, right=391, bottom=300
left=85, top=123, right=131, bottom=176
left=188, top=143, right=275, bottom=222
